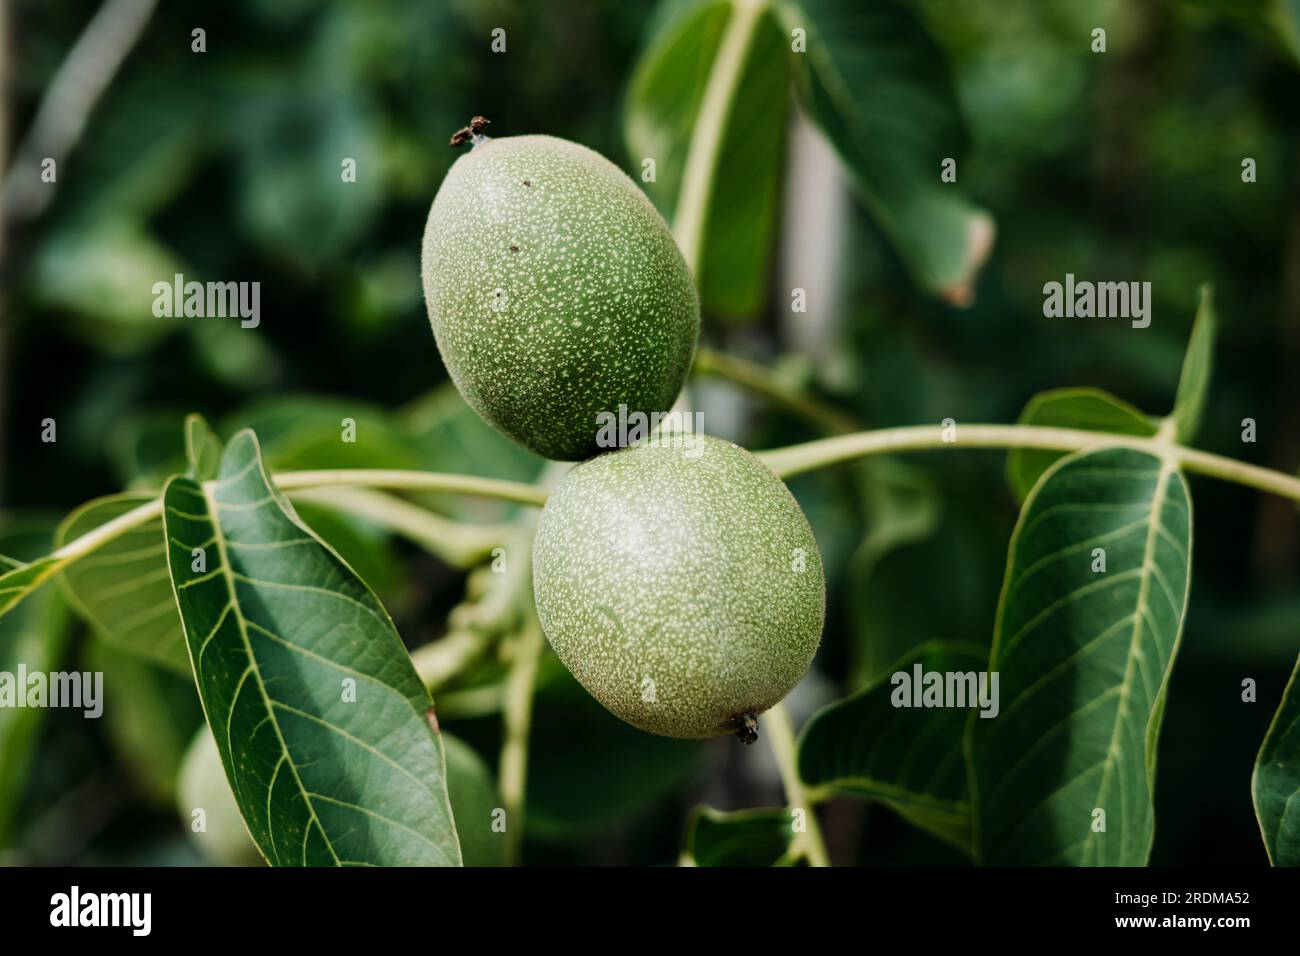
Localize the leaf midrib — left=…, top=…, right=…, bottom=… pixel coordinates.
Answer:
left=673, top=0, right=768, bottom=267
left=976, top=443, right=1186, bottom=864
left=1079, top=456, right=1173, bottom=865
left=199, top=478, right=341, bottom=867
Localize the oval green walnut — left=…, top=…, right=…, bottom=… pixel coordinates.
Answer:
left=532, top=435, right=825, bottom=741
left=421, top=126, right=700, bottom=461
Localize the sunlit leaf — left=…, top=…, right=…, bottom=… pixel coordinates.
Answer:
left=56, top=494, right=189, bottom=674
left=162, top=429, right=460, bottom=865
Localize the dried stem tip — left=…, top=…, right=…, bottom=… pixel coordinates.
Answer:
left=735, top=712, right=760, bottom=745
left=450, top=115, right=492, bottom=148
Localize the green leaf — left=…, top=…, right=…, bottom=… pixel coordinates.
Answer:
left=162, top=429, right=461, bottom=866
left=0, top=556, right=60, bottom=619
left=204, top=405, right=408, bottom=594
left=857, top=462, right=941, bottom=568
left=626, top=0, right=790, bottom=319
left=781, top=0, right=994, bottom=302
left=849, top=486, right=1005, bottom=686
left=969, top=448, right=1192, bottom=866
left=30, top=218, right=184, bottom=353
left=190, top=319, right=283, bottom=391
left=56, top=470, right=400, bottom=677
left=224, top=395, right=424, bottom=474
left=185, top=413, right=225, bottom=481
left=1169, top=285, right=1217, bottom=445
left=107, top=409, right=192, bottom=491
left=0, top=521, right=73, bottom=846
left=848, top=460, right=941, bottom=683
left=1006, top=388, right=1157, bottom=503
left=401, top=386, right=545, bottom=522
left=235, top=91, right=383, bottom=267
left=799, top=641, right=985, bottom=853
left=1276, top=0, right=1300, bottom=59
left=1253, top=652, right=1300, bottom=865
left=56, top=494, right=190, bottom=674
left=277, top=500, right=403, bottom=602
left=625, top=0, right=731, bottom=211
left=443, top=733, right=506, bottom=866
left=695, top=8, right=789, bottom=319
left=1181, top=0, right=1300, bottom=64
left=683, top=806, right=796, bottom=866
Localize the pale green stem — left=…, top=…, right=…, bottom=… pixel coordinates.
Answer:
left=410, top=505, right=544, bottom=687
left=33, top=469, right=542, bottom=605
left=433, top=683, right=505, bottom=719
left=36, top=433, right=1300, bottom=602
left=272, top=469, right=548, bottom=507
left=759, top=423, right=1300, bottom=502
left=693, top=345, right=860, bottom=434
left=288, top=486, right=507, bottom=568
left=500, top=618, right=545, bottom=867
left=764, top=702, right=830, bottom=867
left=410, top=629, right=496, bottom=690
left=50, top=497, right=162, bottom=564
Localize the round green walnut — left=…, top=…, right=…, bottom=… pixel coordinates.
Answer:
left=421, top=124, right=699, bottom=461
left=532, top=434, right=825, bottom=741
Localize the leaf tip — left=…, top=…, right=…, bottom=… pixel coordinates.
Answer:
left=939, top=211, right=996, bottom=308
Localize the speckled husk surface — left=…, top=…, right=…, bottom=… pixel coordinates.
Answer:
left=532, top=435, right=826, bottom=739
left=421, top=135, right=699, bottom=461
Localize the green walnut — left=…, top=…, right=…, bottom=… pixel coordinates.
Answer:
left=532, top=434, right=825, bottom=741
left=421, top=118, right=700, bottom=461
